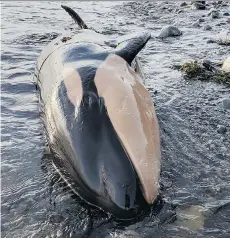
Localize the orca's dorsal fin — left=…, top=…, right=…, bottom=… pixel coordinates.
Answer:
left=113, top=32, right=151, bottom=65
left=61, top=5, right=88, bottom=29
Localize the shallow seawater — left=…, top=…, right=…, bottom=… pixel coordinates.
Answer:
left=1, top=1, right=230, bottom=238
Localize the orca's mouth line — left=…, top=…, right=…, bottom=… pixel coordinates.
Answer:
left=51, top=160, right=143, bottom=221
left=51, top=160, right=104, bottom=212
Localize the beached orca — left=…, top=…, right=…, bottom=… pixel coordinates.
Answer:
left=35, top=5, right=161, bottom=219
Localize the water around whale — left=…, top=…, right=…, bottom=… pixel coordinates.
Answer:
left=1, top=1, right=230, bottom=237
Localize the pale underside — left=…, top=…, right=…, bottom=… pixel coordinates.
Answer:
left=94, top=54, right=161, bottom=204
left=40, top=46, right=161, bottom=204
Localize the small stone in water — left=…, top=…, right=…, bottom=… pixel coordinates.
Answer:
left=158, top=25, right=182, bottom=38
left=217, top=125, right=227, bottom=134
left=198, top=18, right=205, bottom=22
left=180, top=2, right=187, bottom=7
left=192, top=22, right=201, bottom=28
left=222, top=98, right=230, bottom=110
left=206, top=39, right=215, bottom=43
left=220, top=137, right=225, bottom=142
left=210, top=144, right=215, bottom=150
left=208, top=9, right=220, bottom=18
left=192, top=1, right=206, bottom=10
left=203, top=25, right=212, bottom=30
left=221, top=57, right=230, bottom=73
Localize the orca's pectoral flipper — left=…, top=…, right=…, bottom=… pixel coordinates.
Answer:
left=61, top=5, right=88, bottom=29
left=114, top=32, right=151, bottom=65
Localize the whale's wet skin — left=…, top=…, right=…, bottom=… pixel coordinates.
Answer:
left=35, top=5, right=161, bottom=219
left=1, top=1, right=230, bottom=238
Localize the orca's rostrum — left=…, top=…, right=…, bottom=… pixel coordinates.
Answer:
left=35, top=5, right=161, bottom=219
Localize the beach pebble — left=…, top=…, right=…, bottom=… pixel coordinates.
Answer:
left=206, top=39, right=215, bottom=43
left=217, top=22, right=226, bottom=26
left=192, top=22, right=201, bottom=28
left=158, top=25, right=182, bottom=38
left=177, top=9, right=184, bottom=14
left=208, top=8, right=220, bottom=18
left=221, top=57, right=230, bottom=73
left=217, top=125, right=227, bottom=134
left=209, top=143, right=215, bottom=150
left=222, top=98, right=230, bottom=110
left=180, top=2, right=187, bottom=7
left=220, top=137, right=225, bottom=142
left=203, top=25, right=212, bottom=30
left=212, top=11, right=220, bottom=19
left=216, top=30, right=230, bottom=45
left=192, top=1, right=206, bottom=10
left=198, top=18, right=205, bottom=22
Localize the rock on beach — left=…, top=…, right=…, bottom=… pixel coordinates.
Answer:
left=158, top=25, right=182, bottom=39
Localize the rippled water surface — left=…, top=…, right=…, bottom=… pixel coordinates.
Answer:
left=1, top=1, right=230, bottom=237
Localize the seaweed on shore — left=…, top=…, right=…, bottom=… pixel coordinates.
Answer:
left=175, top=60, right=230, bottom=87
left=180, top=61, right=203, bottom=78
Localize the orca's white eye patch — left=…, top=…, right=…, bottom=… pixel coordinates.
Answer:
left=62, top=67, right=83, bottom=108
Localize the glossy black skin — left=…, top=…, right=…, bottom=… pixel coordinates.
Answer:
left=37, top=32, right=150, bottom=219
left=62, top=44, right=147, bottom=218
